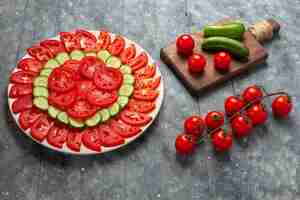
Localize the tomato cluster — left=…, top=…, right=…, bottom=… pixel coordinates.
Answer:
left=175, top=85, right=293, bottom=155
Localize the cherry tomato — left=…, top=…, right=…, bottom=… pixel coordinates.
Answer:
left=188, top=53, right=206, bottom=73
left=272, top=95, right=292, bottom=118
left=214, top=52, right=231, bottom=71
left=175, top=134, right=196, bottom=155
left=246, top=103, right=268, bottom=126
left=224, top=96, right=245, bottom=116
left=242, top=85, right=263, bottom=103
left=211, top=128, right=233, bottom=152
left=176, top=34, right=194, bottom=56
left=120, top=44, right=136, bottom=64
left=231, top=114, right=253, bottom=138
left=17, top=58, right=43, bottom=74
left=184, top=115, right=205, bottom=138
left=205, top=111, right=225, bottom=130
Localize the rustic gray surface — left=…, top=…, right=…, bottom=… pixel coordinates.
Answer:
left=0, top=0, right=299, bottom=199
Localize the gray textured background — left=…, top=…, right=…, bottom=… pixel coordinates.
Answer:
left=1, top=0, right=300, bottom=199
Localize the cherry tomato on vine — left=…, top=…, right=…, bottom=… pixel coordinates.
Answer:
left=205, top=111, right=225, bottom=130
left=214, top=52, right=231, bottom=71
left=246, top=103, right=268, bottom=126
left=242, top=85, right=264, bottom=103
left=184, top=115, right=205, bottom=138
left=272, top=95, right=293, bottom=118
left=224, top=96, right=245, bottom=116
left=231, top=114, right=253, bottom=138
left=176, top=34, right=194, bottom=56
left=188, top=53, right=206, bottom=73
left=175, top=134, right=196, bottom=155
left=211, top=128, right=233, bottom=152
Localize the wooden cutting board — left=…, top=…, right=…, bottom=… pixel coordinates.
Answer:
left=160, top=19, right=280, bottom=95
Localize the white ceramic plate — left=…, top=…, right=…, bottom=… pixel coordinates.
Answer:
left=8, top=31, right=164, bottom=155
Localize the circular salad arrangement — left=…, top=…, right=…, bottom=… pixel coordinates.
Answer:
left=8, top=29, right=163, bottom=154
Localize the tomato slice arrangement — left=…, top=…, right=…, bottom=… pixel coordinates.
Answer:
left=82, top=128, right=102, bottom=152
left=67, top=130, right=82, bottom=152
left=17, top=58, right=43, bottom=73
left=67, top=99, right=97, bottom=119
left=120, top=110, right=152, bottom=126
left=127, top=99, right=155, bottom=113
left=47, top=125, right=68, bottom=149
left=12, top=95, right=33, bottom=113
left=9, top=84, right=33, bottom=98
left=133, top=89, right=159, bottom=101
left=48, top=68, right=76, bottom=92
left=98, top=125, right=125, bottom=147
left=75, top=80, right=95, bottom=99
left=134, top=77, right=161, bottom=90
left=19, top=108, right=43, bottom=130
left=79, top=56, right=104, bottom=79
left=40, top=39, right=66, bottom=55
left=87, top=89, right=117, bottom=107
left=49, top=90, right=76, bottom=108
left=10, top=71, right=36, bottom=84
left=128, top=52, right=148, bottom=72
left=120, top=44, right=136, bottom=64
left=110, top=119, right=141, bottom=138
left=134, top=64, right=156, bottom=79
left=59, top=32, right=80, bottom=52
left=27, top=45, right=53, bottom=62
left=76, top=29, right=97, bottom=52
left=97, top=31, right=111, bottom=50
left=93, top=67, right=123, bottom=91
left=108, top=36, right=125, bottom=56
left=30, top=115, right=54, bottom=142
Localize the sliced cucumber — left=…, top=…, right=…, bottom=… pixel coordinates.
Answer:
left=85, top=113, right=101, bottom=127
left=48, top=106, right=60, bottom=118
left=55, top=52, right=70, bottom=64
left=109, top=103, right=120, bottom=117
left=33, top=97, right=48, bottom=110
left=123, top=74, right=135, bottom=85
left=44, top=59, right=60, bottom=69
left=97, top=50, right=111, bottom=62
left=120, top=65, right=132, bottom=74
left=85, top=52, right=97, bottom=57
left=57, top=112, right=69, bottom=124
left=98, top=109, right=110, bottom=122
left=33, top=86, right=48, bottom=98
left=40, top=68, right=53, bottom=77
left=118, top=84, right=134, bottom=97
left=117, top=96, right=129, bottom=108
left=70, top=50, right=85, bottom=60
left=69, top=118, right=85, bottom=128
left=106, top=56, right=121, bottom=68
left=33, top=76, right=48, bottom=88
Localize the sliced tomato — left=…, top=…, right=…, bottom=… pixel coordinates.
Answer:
left=9, top=84, right=32, bottom=98
left=10, top=71, right=36, bottom=84
left=17, top=58, right=43, bottom=73
left=75, top=29, right=97, bottom=52
left=48, top=90, right=76, bottom=108
left=76, top=80, right=95, bottom=99
left=12, top=95, right=33, bottom=113
left=62, top=59, right=81, bottom=72
left=30, top=114, right=54, bottom=142
left=127, top=99, right=155, bottom=113
left=120, top=110, right=152, bottom=126
left=98, top=125, right=125, bottom=147
left=40, top=39, right=66, bottom=55
left=59, top=31, right=80, bottom=52
left=67, top=130, right=82, bottom=152
left=108, top=36, right=125, bottom=56
left=67, top=99, right=97, bottom=119
left=19, top=107, right=42, bottom=130
left=133, top=89, right=159, bottom=101
left=111, top=119, right=141, bottom=138
left=96, top=31, right=111, bottom=50
left=128, top=52, right=148, bottom=72
left=79, top=56, right=104, bottom=79
left=120, top=44, right=136, bottom=64
left=82, top=128, right=102, bottom=152
left=134, top=64, right=156, bottom=79
left=48, top=68, right=76, bottom=92
left=47, top=124, right=68, bottom=149
left=134, top=77, right=161, bottom=90
left=93, top=67, right=123, bottom=91
left=87, top=89, right=117, bottom=107
left=27, top=45, right=53, bottom=62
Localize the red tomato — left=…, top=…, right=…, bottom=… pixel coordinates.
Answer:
left=10, top=71, right=36, bottom=84
left=214, top=52, right=231, bottom=71
left=133, top=89, right=159, bottom=102
left=127, top=99, right=156, bottom=113
left=134, top=64, right=156, bottom=79
left=67, top=99, right=97, bottom=119
left=205, top=111, right=225, bottom=130
left=82, top=128, right=102, bottom=152
left=12, top=95, right=33, bottom=113
left=48, top=90, right=76, bottom=108
left=211, top=128, right=233, bottom=152
left=176, top=34, right=195, bottom=56
left=108, top=36, right=125, bottom=56
left=110, top=119, right=141, bottom=138
left=224, top=96, right=245, bottom=116
left=87, top=89, right=118, bottom=108
left=97, top=31, right=111, bottom=50
left=59, top=31, right=80, bottom=52
left=62, top=59, right=81, bottom=72
left=75, top=80, right=95, bottom=99
left=9, top=84, right=32, bottom=98
left=17, top=58, right=43, bottom=73
left=79, top=56, right=104, bottom=79
left=188, top=53, right=206, bottom=73
left=47, top=125, right=68, bottom=149
left=19, top=108, right=42, bottom=130
left=175, top=134, right=196, bottom=155
left=30, top=115, right=54, bottom=142
left=134, top=77, right=161, bottom=90
left=231, top=115, right=253, bottom=137
left=27, top=45, right=53, bottom=62
left=120, top=44, right=136, bottom=64
left=67, top=130, right=82, bottom=152
left=272, top=95, right=292, bottom=118
left=120, top=110, right=152, bottom=126
left=98, top=125, right=125, bottom=147
left=246, top=103, right=268, bottom=126
left=184, top=115, right=205, bottom=138
left=242, top=85, right=263, bottom=103
left=40, top=39, right=65, bottom=55
left=75, top=29, right=97, bottom=52
left=48, top=68, right=76, bottom=92
left=93, top=67, right=123, bottom=91
left=128, top=52, right=148, bottom=72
